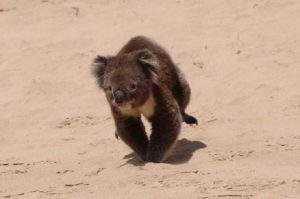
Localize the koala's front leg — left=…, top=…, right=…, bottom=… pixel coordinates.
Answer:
left=147, top=106, right=182, bottom=163
left=115, top=116, right=148, bottom=161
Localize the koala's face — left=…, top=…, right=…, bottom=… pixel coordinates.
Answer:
left=103, top=60, right=151, bottom=110
left=93, top=50, right=159, bottom=111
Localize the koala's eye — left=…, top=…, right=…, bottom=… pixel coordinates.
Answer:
left=107, top=86, right=112, bottom=92
left=130, top=83, right=137, bottom=91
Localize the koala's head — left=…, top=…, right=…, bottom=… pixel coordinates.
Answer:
left=93, top=49, right=160, bottom=111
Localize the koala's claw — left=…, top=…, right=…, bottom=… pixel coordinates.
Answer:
left=115, top=130, right=119, bottom=139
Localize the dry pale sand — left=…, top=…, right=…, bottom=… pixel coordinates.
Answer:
left=0, top=0, right=300, bottom=198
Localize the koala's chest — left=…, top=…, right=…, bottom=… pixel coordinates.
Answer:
left=121, top=93, right=156, bottom=119
left=138, top=93, right=156, bottom=119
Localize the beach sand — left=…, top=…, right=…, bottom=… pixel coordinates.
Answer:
left=0, top=0, right=300, bottom=198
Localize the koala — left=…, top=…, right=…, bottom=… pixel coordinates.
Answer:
left=93, top=36, right=197, bottom=163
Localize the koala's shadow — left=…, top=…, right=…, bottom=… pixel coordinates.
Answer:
left=122, top=138, right=206, bottom=166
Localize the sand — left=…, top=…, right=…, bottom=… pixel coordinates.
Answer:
left=0, top=0, right=300, bottom=198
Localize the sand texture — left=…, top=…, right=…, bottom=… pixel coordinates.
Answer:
left=1, top=0, right=300, bottom=198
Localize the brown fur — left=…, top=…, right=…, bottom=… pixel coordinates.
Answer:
left=93, top=36, right=197, bottom=163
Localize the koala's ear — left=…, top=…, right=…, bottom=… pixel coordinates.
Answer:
left=137, top=50, right=160, bottom=84
left=92, top=55, right=107, bottom=89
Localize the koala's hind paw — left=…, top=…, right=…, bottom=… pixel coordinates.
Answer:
left=183, top=113, right=198, bottom=125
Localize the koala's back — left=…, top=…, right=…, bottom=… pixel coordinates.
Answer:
left=118, top=36, right=179, bottom=91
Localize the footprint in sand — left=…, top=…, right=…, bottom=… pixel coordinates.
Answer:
left=209, top=150, right=254, bottom=161
left=57, top=116, right=111, bottom=128
left=265, top=136, right=300, bottom=151
left=84, top=168, right=105, bottom=176
left=0, top=160, right=58, bottom=177
left=56, top=169, right=74, bottom=174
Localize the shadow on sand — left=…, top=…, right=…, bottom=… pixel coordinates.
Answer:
left=121, top=138, right=206, bottom=166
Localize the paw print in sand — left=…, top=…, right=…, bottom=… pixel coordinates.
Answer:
left=57, top=116, right=111, bottom=128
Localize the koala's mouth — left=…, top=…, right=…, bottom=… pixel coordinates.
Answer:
left=113, top=101, right=133, bottom=110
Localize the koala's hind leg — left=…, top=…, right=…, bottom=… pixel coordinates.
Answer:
left=147, top=109, right=182, bottom=163
left=174, top=67, right=198, bottom=125
left=115, top=116, right=148, bottom=161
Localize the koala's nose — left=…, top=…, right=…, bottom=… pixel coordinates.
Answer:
left=114, top=90, right=125, bottom=103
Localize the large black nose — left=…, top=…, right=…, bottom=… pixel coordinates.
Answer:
left=114, top=90, right=125, bottom=103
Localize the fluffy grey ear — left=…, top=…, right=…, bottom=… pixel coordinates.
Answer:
left=92, top=55, right=107, bottom=89
left=137, top=50, right=160, bottom=84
